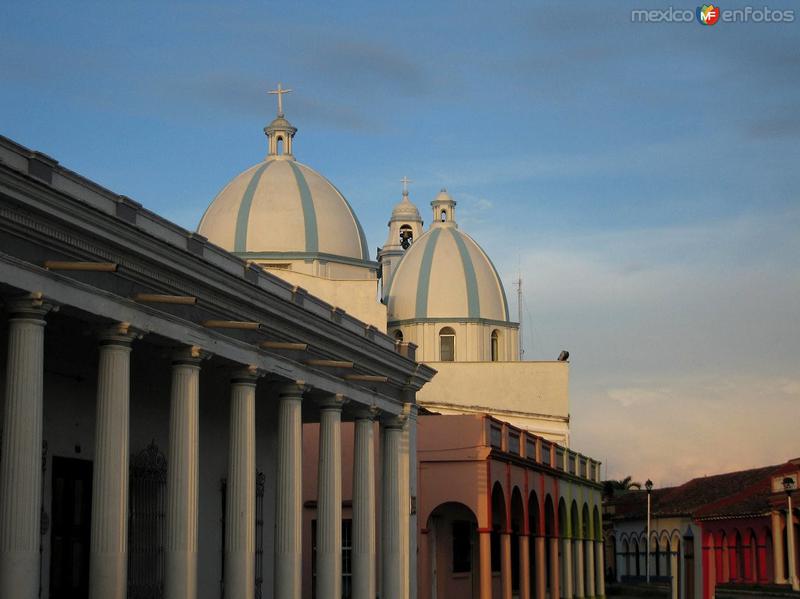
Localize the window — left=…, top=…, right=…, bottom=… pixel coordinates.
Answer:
left=490, top=330, right=499, bottom=362
left=490, top=425, right=502, bottom=449
left=541, top=443, right=551, bottom=465
left=441, top=209, right=447, bottom=222
left=452, top=521, right=472, bottom=573
left=439, top=327, right=455, bottom=361
left=277, top=136, right=284, bottom=155
left=393, top=329, right=403, bottom=343
left=220, top=471, right=265, bottom=599
left=311, top=519, right=353, bottom=598
left=508, top=432, right=520, bottom=455
left=399, top=224, right=413, bottom=249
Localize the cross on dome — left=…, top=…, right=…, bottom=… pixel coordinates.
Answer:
left=400, top=176, right=412, bottom=197
left=268, top=83, right=292, bottom=116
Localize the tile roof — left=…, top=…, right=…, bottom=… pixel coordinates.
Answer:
left=607, top=460, right=798, bottom=521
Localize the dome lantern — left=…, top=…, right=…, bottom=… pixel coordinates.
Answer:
left=264, top=83, right=297, bottom=158
left=431, top=188, right=456, bottom=226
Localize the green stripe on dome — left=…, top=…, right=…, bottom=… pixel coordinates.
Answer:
left=414, top=228, right=442, bottom=319
left=288, top=161, right=319, bottom=253
left=450, top=229, right=481, bottom=319
left=327, top=179, right=370, bottom=261
left=234, top=161, right=272, bottom=252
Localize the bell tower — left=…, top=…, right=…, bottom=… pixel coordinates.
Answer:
left=379, top=177, right=423, bottom=297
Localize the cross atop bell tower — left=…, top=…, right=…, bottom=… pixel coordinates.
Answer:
left=264, top=82, right=297, bottom=159
left=268, top=83, right=292, bottom=117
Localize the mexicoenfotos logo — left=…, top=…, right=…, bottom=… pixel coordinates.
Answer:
left=631, top=5, right=795, bottom=23
left=697, top=4, right=721, bottom=25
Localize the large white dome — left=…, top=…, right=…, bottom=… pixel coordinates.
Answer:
left=198, top=107, right=371, bottom=268
left=384, top=193, right=510, bottom=324
left=198, top=157, right=369, bottom=264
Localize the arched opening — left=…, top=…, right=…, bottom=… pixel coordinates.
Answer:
left=718, top=531, right=729, bottom=583
left=570, top=500, right=580, bottom=591
left=393, top=329, right=404, bottom=343
left=399, top=224, right=413, bottom=249
left=622, top=538, right=630, bottom=578
left=426, top=502, right=479, bottom=599
left=528, top=492, right=540, bottom=592
left=745, top=528, right=757, bottom=583
left=632, top=538, right=640, bottom=577
left=277, top=136, right=284, bottom=155
left=441, top=209, right=447, bottom=222
left=654, top=534, right=661, bottom=577
left=510, top=488, right=524, bottom=593
left=491, top=482, right=507, bottom=579
left=490, top=330, right=499, bottom=362
left=734, top=529, right=744, bottom=582
left=439, top=327, right=456, bottom=362
left=558, top=498, right=568, bottom=593
left=763, top=526, right=774, bottom=584
left=544, top=495, right=555, bottom=593
left=582, top=503, right=591, bottom=590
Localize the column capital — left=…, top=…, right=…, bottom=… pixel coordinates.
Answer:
left=172, top=344, right=211, bottom=366
left=381, top=412, right=407, bottom=430
left=318, top=393, right=347, bottom=411
left=231, top=364, right=263, bottom=384
left=3, top=292, right=56, bottom=319
left=98, top=321, right=144, bottom=346
left=279, top=380, right=309, bottom=400
left=353, top=405, right=381, bottom=421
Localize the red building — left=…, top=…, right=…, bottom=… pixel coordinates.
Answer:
left=605, top=458, right=800, bottom=599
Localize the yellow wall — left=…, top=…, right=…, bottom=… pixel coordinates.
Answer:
left=416, top=361, right=570, bottom=444
left=260, top=266, right=388, bottom=332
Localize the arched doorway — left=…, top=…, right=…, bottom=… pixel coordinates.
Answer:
left=426, top=502, right=479, bottom=599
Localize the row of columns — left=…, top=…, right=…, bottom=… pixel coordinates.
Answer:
left=0, top=299, right=412, bottom=599
left=476, top=532, right=605, bottom=599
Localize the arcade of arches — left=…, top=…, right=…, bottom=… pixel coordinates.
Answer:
left=418, top=414, right=604, bottom=599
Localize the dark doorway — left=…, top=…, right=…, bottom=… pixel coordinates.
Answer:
left=50, top=457, right=92, bottom=599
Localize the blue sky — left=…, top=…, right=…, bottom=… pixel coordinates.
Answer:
left=2, top=1, right=798, bottom=485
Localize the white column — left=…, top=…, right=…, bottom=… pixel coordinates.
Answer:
left=772, top=511, right=786, bottom=583
left=274, top=382, right=304, bottom=599
left=0, top=297, right=51, bottom=599
left=595, top=541, right=605, bottom=598
left=165, top=347, right=206, bottom=599
left=562, top=538, right=574, bottom=599
left=585, top=540, right=595, bottom=598
left=405, top=402, right=418, bottom=599
left=89, top=323, right=140, bottom=599
left=352, top=409, right=377, bottom=599
left=317, top=395, right=345, bottom=599
left=225, top=367, right=259, bottom=599
left=381, top=415, right=407, bottom=599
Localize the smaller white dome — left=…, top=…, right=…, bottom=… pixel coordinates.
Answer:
left=385, top=223, right=510, bottom=323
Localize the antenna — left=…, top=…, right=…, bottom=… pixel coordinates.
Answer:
left=515, top=273, right=524, bottom=359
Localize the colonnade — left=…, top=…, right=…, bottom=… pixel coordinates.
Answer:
left=470, top=530, right=604, bottom=599
left=0, top=298, right=412, bottom=599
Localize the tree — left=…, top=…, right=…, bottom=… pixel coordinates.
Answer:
left=602, top=476, right=642, bottom=497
